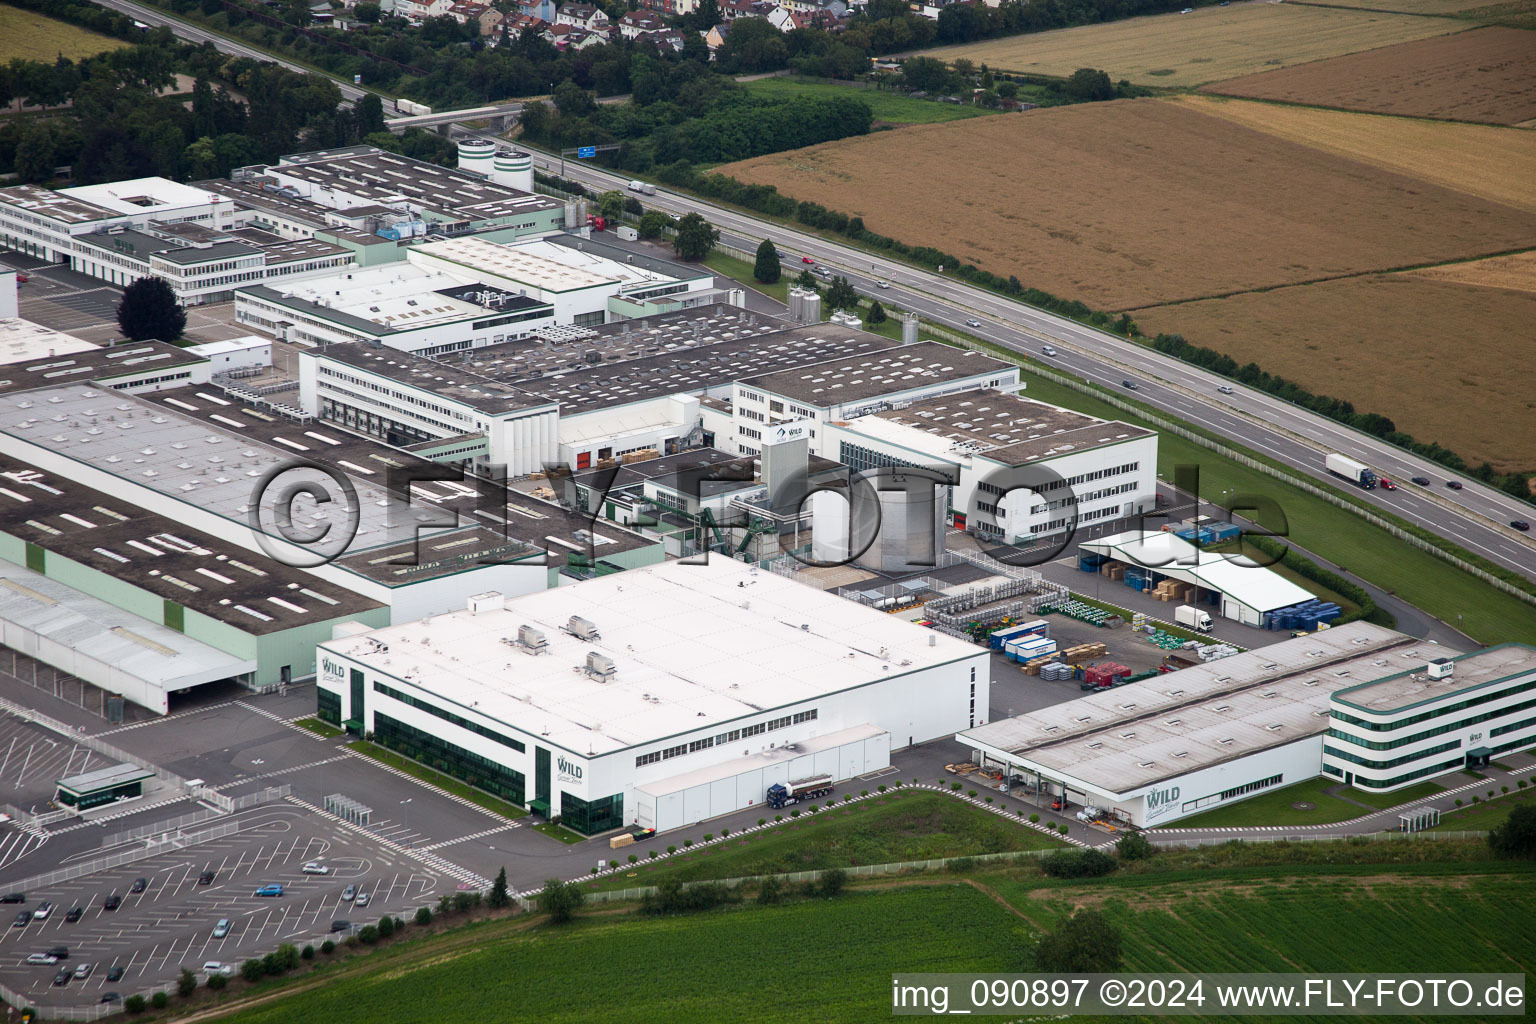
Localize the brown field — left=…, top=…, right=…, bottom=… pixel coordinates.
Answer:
left=0, top=4, right=126, bottom=62
left=719, top=98, right=1536, bottom=310
left=1298, top=0, right=1489, bottom=12
left=1132, top=274, right=1536, bottom=471
left=1202, top=28, right=1536, bottom=125
left=916, top=4, right=1465, bottom=88
left=1399, top=250, right=1536, bottom=293
left=1175, top=95, right=1536, bottom=213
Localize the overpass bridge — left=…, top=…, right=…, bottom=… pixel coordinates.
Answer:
left=385, top=103, right=523, bottom=134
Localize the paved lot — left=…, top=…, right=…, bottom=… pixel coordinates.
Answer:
left=0, top=714, right=110, bottom=812
left=0, top=804, right=445, bottom=1009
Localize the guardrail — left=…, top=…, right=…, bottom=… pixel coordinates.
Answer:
left=3, top=820, right=243, bottom=893
left=0, top=696, right=192, bottom=791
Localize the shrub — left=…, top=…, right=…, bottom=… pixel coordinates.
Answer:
left=415, top=906, right=432, bottom=926
left=177, top=968, right=197, bottom=997
left=986, top=796, right=994, bottom=804
left=807, top=805, right=818, bottom=814
left=790, top=810, right=800, bottom=818
left=321, top=940, right=336, bottom=955
left=951, top=782, right=962, bottom=791
left=861, top=789, right=868, bottom=797
left=124, top=995, right=147, bottom=1014
left=685, top=837, right=694, bottom=845
left=878, top=784, right=886, bottom=793
left=758, top=818, right=766, bottom=826
left=818, top=868, right=847, bottom=897
left=1502, top=786, right=1510, bottom=795
left=1040, top=850, right=1118, bottom=879
left=1488, top=804, right=1536, bottom=859
left=151, top=992, right=169, bottom=1010
left=358, top=925, right=380, bottom=944
left=649, top=850, right=658, bottom=859
left=437, top=894, right=452, bottom=914
left=241, top=959, right=265, bottom=982
left=704, top=833, right=713, bottom=842
left=1473, top=796, right=1481, bottom=804
left=1489, top=790, right=1497, bottom=799
left=843, top=793, right=853, bottom=802
left=721, top=827, right=730, bottom=837
left=1520, top=780, right=1528, bottom=789
left=775, top=815, right=783, bottom=822
left=378, top=915, right=395, bottom=938
left=301, top=944, right=315, bottom=960
left=628, top=853, right=638, bottom=864
left=207, top=973, right=228, bottom=991
left=947, top=857, right=975, bottom=873
left=591, top=867, right=599, bottom=875
left=1116, top=832, right=1156, bottom=861
left=640, top=879, right=739, bottom=916
left=452, top=892, right=473, bottom=912
left=825, top=800, right=834, bottom=808
left=1030, top=813, right=1040, bottom=823
left=968, top=790, right=977, bottom=798
left=538, top=879, right=586, bottom=924
left=757, top=876, right=784, bottom=905
left=1456, top=799, right=1464, bottom=807
left=668, top=844, right=677, bottom=853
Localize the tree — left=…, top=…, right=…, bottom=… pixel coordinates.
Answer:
left=900, top=56, right=952, bottom=94
left=818, top=867, right=847, bottom=897
left=116, top=276, right=186, bottom=341
left=553, top=80, right=596, bottom=118
left=358, top=924, right=380, bottom=944
left=489, top=866, right=511, bottom=909
left=1489, top=804, right=1536, bottom=859
left=795, top=268, right=817, bottom=290
left=377, top=915, right=395, bottom=938
left=13, top=122, right=57, bottom=184
left=538, top=878, right=585, bottom=924
left=124, top=995, right=147, bottom=1014
left=597, top=190, right=626, bottom=222
left=241, top=959, right=265, bottom=982
left=867, top=300, right=887, bottom=324
left=1033, top=909, right=1123, bottom=973
left=414, top=906, right=433, bottom=926
left=825, top=275, right=858, bottom=311
left=672, top=212, right=719, bottom=262
left=1115, top=832, right=1155, bottom=861
left=638, top=210, right=671, bottom=239
left=151, top=992, right=169, bottom=1010
left=207, top=974, right=227, bottom=991
left=355, top=93, right=386, bottom=136
left=1064, top=68, right=1115, bottom=103
left=177, top=969, right=197, bottom=997
left=753, top=238, right=781, bottom=284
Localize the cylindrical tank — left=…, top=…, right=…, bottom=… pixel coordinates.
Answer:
left=456, top=138, right=496, bottom=179
left=493, top=148, right=534, bottom=193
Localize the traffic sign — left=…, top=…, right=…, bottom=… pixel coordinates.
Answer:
left=576, top=146, right=597, bottom=159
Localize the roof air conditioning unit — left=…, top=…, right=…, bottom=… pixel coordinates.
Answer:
left=517, top=625, right=548, bottom=653
left=565, top=615, right=599, bottom=641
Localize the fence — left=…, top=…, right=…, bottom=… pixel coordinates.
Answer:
left=1148, top=830, right=1488, bottom=849
left=0, top=982, right=114, bottom=1021
left=928, top=326, right=1536, bottom=611
left=0, top=695, right=192, bottom=792
left=3, top=819, right=243, bottom=895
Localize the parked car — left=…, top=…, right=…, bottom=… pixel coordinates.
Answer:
left=100, top=993, right=121, bottom=1005
left=1411, top=476, right=1431, bottom=486
left=1122, top=379, right=1139, bottom=390
left=73, top=963, right=92, bottom=980
left=26, top=954, right=57, bottom=966
left=212, top=918, right=230, bottom=939
left=0, top=893, right=24, bottom=904
left=1041, top=345, right=1057, bottom=357
left=198, top=870, right=216, bottom=885
left=1445, top=480, right=1463, bottom=490
left=46, top=946, right=68, bottom=959
left=1512, top=520, right=1531, bottom=532
left=354, top=892, right=370, bottom=908
left=1217, top=385, right=1234, bottom=395
left=13, top=911, right=29, bottom=928
left=202, top=961, right=233, bottom=977
left=106, top=966, right=124, bottom=982
left=302, top=862, right=330, bottom=875
left=129, top=878, right=147, bottom=894
left=1180, top=6, right=1193, bottom=10
left=53, top=968, right=71, bottom=986
left=330, top=920, right=352, bottom=933
left=103, top=894, right=121, bottom=911
left=33, top=901, right=52, bottom=920
left=14, top=273, right=28, bottom=284
left=341, top=885, right=357, bottom=902
left=964, top=318, right=982, bottom=328
left=1379, top=477, right=1397, bottom=490
left=65, top=906, right=82, bottom=923
left=255, top=884, right=284, bottom=897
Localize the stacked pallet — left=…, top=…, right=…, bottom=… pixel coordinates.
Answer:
left=1061, top=642, right=1108, bottom=660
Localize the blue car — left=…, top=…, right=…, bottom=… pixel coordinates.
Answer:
left=254, top=885, right=284, bottom=897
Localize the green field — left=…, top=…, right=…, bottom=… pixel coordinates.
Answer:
left=595, top=790, right=1062, bottom=891
left=1172, top=778, right=1376, bottom=828
left=741, top=76, right=1001, bottom=124
left=0, top=4, right=127, bottom=62
left=201, top=854, right=1536, bottom=1024
left=1430, top=787, right=1534, bottom=831
left=292, top=717, right=343, bottom=739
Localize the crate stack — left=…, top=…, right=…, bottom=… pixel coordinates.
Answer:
left=1039, top=662, right=1073, bottom=681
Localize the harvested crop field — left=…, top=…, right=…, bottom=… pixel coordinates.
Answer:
left=1175, top=95, right=1536, bottom=213
left=1202, top=27, right=1536, bottom=125
left=916, top=4, right=1464, bottom=88
left=1399, top=250, right=1536, bottom=293
left=0, top=4, right=126, bottom=61
left=1133, top=272, right=1536, bottom=471
left=1304, top=0, right=1493, bottom=12
left=719, top=98, right=1536, bottom=310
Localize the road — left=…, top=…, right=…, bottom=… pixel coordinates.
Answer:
left=456, top=132, right=1536, bottom=584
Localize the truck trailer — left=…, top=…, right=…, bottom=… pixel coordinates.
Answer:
left=1324, top=453, right=1377, bottom=490
left=766, top=775, right=834, bottom=808
left=1174, top=604, right=1213, bottom=632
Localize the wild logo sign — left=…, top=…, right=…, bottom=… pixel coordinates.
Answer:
left=1145, top=785, right=1181, bottom=821
left=557, top=756, right=584, bottom=783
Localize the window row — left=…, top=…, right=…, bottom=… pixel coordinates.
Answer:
left=1331, top=678, right=1536, bottom=732
left=634, top=708, right=817, bottom=767
left=374, top=681, right=525, bottom=753
left=1327, top=694, right=1536, bottom=751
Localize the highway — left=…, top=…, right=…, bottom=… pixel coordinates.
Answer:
left=453, top=132, right=1536, bottom=584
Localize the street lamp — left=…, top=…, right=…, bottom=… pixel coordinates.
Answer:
left=400, top=798, right=412, bottom=840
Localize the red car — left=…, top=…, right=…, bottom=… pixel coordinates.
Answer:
left=1379, top=478, right=1396, bottom=490
left=801, top=256, right=815, bottom=264
left=14, top=273, right=27, bottom=283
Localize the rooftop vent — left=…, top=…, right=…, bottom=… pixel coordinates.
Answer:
left=565, top=615, right=599, bottom=641
left=516, top=625, right=548, bottom=653
left=584, top=651, right=616, bottom=679
left=467, top=591, right=503, bottom=614
left=1426, top=658, right=1454, bottom=680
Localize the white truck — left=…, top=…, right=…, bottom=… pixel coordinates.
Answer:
left=626, top=180, right=657, bottom=195
left=1175, top=604, right=1213, bottom=632
left=1324, top=453, right=1377, bottom=490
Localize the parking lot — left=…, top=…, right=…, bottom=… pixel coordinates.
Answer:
left=0, top=713, right=112, bottom=813
left=0, top=804, right=445, bottom=1008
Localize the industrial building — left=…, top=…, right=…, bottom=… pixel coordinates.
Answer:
left=958, top=624, right=1536, bottom=827
left=818, top=389, right=1158, bottom=544
left=316, top=558, right=989, bottom=834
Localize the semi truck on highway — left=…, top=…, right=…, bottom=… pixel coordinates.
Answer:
left=394, top=99, right=433, bottom=116
left=766, top=775, right=834, bottom=808
left=1174, top=604, right=1213, bottom=632
left=1324, top=453, right=1378, bottom=490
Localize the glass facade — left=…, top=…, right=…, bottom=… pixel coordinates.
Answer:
left=374, top=682, right=525, bottom=753
left=1327, top=695, right=1536, bottom=751
left=349, top=669, right=366, bottom=729
left=372, top=713, right=526, bottom=805
left=317, top=688, right=342, bottom=726
left=560, top=791, right=623, bottom=835
left=1325, top=739, right=1462, bottom=771
left=535, top=747, right=551, bottom=813
left=1332, top=678, right=1536, bottom=732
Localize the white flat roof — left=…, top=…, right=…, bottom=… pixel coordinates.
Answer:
left=509, top=237, right=680, bottom=290
left=267, top=263, right=486, bottom=329
left=0, top=319, right=96, bottom=366
left=1082, top=530, right=1314, bottom=615
left=961, top=623, right=1454, bottom=795
left=60, top=178, right=225, bottom=216
left=321, top=559, right=980, bottom=757
left=184, top=336, right=271, bottom=357
left=415, top=237, right=616, bottom=292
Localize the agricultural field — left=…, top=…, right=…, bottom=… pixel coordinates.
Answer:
left=1131, top=269, right=1536, bottom=472
left=719, top=97, right=1536, bottom=310
left=740, top=76, right=1001, bottom=124
left=1298, top=0, right=1493, bottom=12
left=916, top=3, right=1465, bottom=88
left=1400, top=249, right=1536, bottom=292
left=1173, top=95, right=1536, bottom=213
left=205, top=860, right=1536, bottom=1023
left=594, top=790, right=1063, bottom=891
left=1201, top=28, right=1536, bottom=126
left=0, top=3, right=127, bottom=62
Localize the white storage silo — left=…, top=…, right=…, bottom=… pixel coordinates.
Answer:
left=456, top=138, right=496, bottom=179
left=492, top=149, right=534, bottom=193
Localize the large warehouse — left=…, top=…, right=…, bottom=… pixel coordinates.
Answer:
left=954, top=623, right=1536, bottom=827
left=316, top=558, right=989, bottom=835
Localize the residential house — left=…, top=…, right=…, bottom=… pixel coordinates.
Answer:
left=544, top=21, right=609, bottom=48
left=616, top=9, right=667, bottom=37
left=703, top=19, right=730, bottom=50
left=554, top=2, right=610, bottom=30
left=719, top=0, right=772, bottom=18
left=777, top=0, right=845, bottom=13
left=515, top=0, right=558, bottom=23
left=395, top=0, right=453, bottom=20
